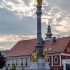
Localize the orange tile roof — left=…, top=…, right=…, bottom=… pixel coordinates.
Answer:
left=44, top=37, right=70, bottom=53
left=6, top=37, right=70, bottom=57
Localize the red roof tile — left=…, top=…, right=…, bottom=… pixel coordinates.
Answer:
left=6, top=37, right=70, bottom=57
left=44, top=37, right=70, bottom=53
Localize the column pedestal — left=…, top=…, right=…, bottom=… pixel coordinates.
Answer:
left=30, top=59, right=50, bottom=70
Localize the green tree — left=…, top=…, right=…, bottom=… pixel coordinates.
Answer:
left=10, top=64, right=16, bottom=70
left=0, top=52, right=6, bottom=69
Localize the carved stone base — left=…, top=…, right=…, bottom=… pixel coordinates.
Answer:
left=30, top=59, right=50, bottom=70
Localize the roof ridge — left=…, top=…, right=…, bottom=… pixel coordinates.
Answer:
left=19, top=38, right=36, bottom=42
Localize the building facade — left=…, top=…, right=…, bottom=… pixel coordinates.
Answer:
left=5, top=37, right=70, bottom=70
left=6, top=56, right=30, bottom=70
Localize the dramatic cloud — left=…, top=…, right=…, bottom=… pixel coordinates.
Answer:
left=42, top=0, right=70, bottom=36
left=0, top=0, right=70, bottom=50
left=0, top=34, right=36, bottom=42
left=0, top=34, right=36, bottom=50
left=0, top=0, right=36, bottom=17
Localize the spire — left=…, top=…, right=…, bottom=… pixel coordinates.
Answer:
left=45, top=19, right=53, bottom=40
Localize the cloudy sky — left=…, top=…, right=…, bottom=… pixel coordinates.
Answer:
left=0, top=0, right=70, bottom=50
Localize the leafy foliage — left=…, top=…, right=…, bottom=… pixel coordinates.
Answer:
left=10, top=64, right=16, bottom=70
left=0, top=52, right=6, bottom=69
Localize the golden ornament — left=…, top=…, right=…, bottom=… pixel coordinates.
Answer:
left=31, top=52, right=37, bottom=62
left=44, top=51, right=48, bottom=62
left=37, top=0, right=42, bottom=5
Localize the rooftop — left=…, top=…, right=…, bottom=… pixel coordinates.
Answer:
left=6, top=37, right=70, bottom=57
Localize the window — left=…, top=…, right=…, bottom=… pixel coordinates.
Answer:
left=25, top=58, right=28, bottom=66
left=54, top=56, right=58, bottom=64
left=7, top=59, right=10, bottom=66
left=48, top=56, right=51, bottom=65
left=21, top=58, right=23, bottom=66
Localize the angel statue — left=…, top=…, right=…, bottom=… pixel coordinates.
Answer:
left=37, top=0, right=42, bottom=5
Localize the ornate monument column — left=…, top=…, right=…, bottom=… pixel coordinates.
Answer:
left=30, top=0, right=50, bottom=70
left=36, top=0, right=43, bottom=58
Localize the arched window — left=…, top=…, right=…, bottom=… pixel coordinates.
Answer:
left=48, top=56, right=51, bottom=65
left=54, top=56, right=58, bottom=64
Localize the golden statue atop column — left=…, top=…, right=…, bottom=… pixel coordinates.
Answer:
left=37, top=0, right=42, bottom=5
left=30, top=0, right=50, bottom=69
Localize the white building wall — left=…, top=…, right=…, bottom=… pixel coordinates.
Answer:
left=5, top=56, right=30, bottom=70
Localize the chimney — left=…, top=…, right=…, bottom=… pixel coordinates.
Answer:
left=52, top=37, right=56, bottom=43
